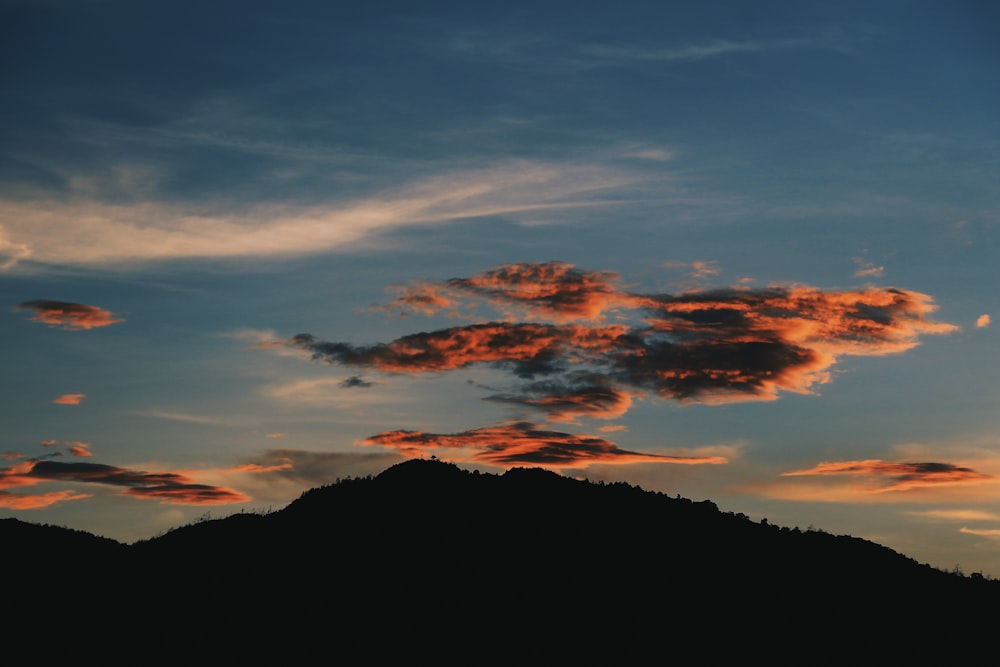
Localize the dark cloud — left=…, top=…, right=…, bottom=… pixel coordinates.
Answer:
left=485, top=373, right=634, bottom=422
left=364, top=421, right=726, bottom=469
left=270, top=262, right=958, bottom=465
left=340, top=375, right=373, bottom=388
left=285, top=263, right=956, bottom=407
left=16, top=300, right=124, bottom=330
left=289, top=322, right=628, bottom=378
left=0, top=459, right=249, bottom=507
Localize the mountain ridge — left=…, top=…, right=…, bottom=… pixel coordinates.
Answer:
left=5, top=458, right=997, bottom=664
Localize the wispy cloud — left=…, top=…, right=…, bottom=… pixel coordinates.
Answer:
left=130, top=410, right=243, bottom=426
left=910, top=509, right=1000, bottom=522
left=17, top=300, right=124, bottom=330
left=579, top=37, right=811, bottom=63
left=261, top=377, right=390, bottom=409
left=853, top=259, right=885, bottom=278
left=781, top=460, right=991, bottom=493
left=976, top=314, right=990, bottom=329
left=959, top=527, right=1000, bottom=538
left=53, top=393, right=86, bottom=406
left=0, top=161, right=636, bottom=270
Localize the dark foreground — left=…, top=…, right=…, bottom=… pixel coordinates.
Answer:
left=6, top=459, right=996, bottom=664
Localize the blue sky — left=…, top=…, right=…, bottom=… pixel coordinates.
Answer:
left=2, top=0, right=999, bottom=574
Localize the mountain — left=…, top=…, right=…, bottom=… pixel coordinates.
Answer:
left=5, top=458, right=996, bottom=664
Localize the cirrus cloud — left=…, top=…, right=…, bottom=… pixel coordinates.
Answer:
left=0, top=162, right=636, bottom=270
left=781, top=459, right=991, bottom=493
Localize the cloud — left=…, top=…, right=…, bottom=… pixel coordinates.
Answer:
left=854, top=264, right=885, bottom=278
left=976, top=314, right=990, bottom=329
left=130, top=410, right=248, bottom=426
left=363, top=421, right=727, bottom=469
left=0, top=489, right=93, bottom=510
left=781, top=460, right=991, bottom=493
left=485, top=374, right=635, bottom=423
left=235, top=450, right=405, bottom=488
left=959, top=527, right=1000, bottom=538
left=384, top=261, right=638, bottom=322
left=579, top=37, right=810, bottom=63
left=280, top=262, right=958, bottom=414
left=53, top=393, right=86, bottom=406
left=0, top=161, right=636, bottom=270
left=67, top=443, right=93, bottom=457
left=288, top=322, right=630, bottom=378
left=622, top=147, right=674, bottom=162
left=39, top=440, right=93, bottom=457
left=261, top=377, right=394, bottom=409
left=17, top=300, right=124, bottom=330
left=910, top=509, right=1000, bottom=522
left=0, top=459, right=249, bottom=508
left=442, top=261, right=637, bottom=322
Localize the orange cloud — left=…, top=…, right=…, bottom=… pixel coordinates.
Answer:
left=380, top=282, right=461, bottom=317
left=34, top=440, right=93, bottom=457
left=0, top=489, right=93, bottom=509
left=386, top=261, right=639, bottom=322
left=290, top=322, right=629, bottom=375
left=960, top=527, right=1000, bottom=538
left=66, top=442, right=93, bottom=458
left=279, top=262, right=957, bottom=413
left=976, top=314, right=991, bottom=329
left=17, top=300, right=124, bottom=330
left=363, top=421, right=728, bottom=469
left=53, top=393, right=86, bottom=405
left=228, top=462, right=295, bottom=474
left=0, top=459, right=249, bottom=507
left=782, top=459, right=991, bottom=493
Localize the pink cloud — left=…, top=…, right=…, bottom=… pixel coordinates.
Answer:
left=17, top=300, right=124, bottom=330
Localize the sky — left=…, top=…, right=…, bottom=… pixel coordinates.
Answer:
left=2, top=0, right=998, bottom=574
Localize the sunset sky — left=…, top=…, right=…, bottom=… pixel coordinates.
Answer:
left=2, top=1, right=998, bottom=574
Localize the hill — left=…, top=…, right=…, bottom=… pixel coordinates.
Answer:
left=5, top=458, right=997, bottom=664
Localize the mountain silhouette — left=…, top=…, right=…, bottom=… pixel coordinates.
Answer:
left=5, top=458, right=996, bottom=665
